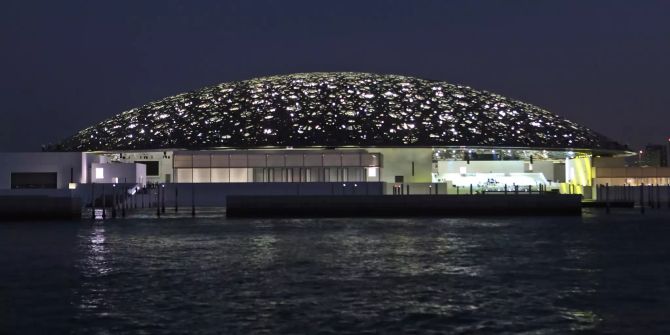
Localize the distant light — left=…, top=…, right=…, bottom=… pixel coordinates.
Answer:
left=95, top=167, right=104, bottom=179
left=459, top=166, right=467, bottom=175
left=68, top=183, right=77, bottom=190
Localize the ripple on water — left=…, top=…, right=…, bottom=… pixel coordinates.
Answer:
left=2, top=212, right=670, bottom=334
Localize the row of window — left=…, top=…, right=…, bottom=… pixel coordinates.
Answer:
left=173, top=152, right=381, bottom=168
left=174, top=167, right=380, bottom=183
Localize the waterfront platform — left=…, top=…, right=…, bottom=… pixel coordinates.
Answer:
left=0, top=193, right=81, bottom=220
left=226, top=194, right=583, bottom=218
left=581, top=200, right=635, bottom=208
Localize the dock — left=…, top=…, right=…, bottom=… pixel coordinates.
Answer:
left=226, top=194, right=583, bottom=218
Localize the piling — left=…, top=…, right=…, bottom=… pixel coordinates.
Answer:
left=111, top=185, right=117, bottom=219
left=605, top=183, right=610, bottom=214
left=161, top=185, right=166, bottom=213
left=91, top=183, right=95, bottom=220
left=191, top=183, right=196, bottom=217
left=640, top=183, right=645, bottom=214
left=156, top=187, right=161, bottom=218
left=102, top=184, right=107, bottom=219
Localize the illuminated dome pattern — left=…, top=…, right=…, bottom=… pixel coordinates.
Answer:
left=58, top=72, right=623, bottom=151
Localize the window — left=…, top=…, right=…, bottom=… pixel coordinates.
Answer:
left=95, top=168, right=104, bottom=179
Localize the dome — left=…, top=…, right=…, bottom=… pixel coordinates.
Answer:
left=56, top=72, right=625, bottom=152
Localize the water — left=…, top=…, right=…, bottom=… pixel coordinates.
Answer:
left=2, top=209, right=670, bottom=334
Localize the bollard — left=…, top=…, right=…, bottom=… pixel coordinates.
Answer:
left=514, top=185, right=519, bottom=195
left=406, top=184, right=410, bottom=195
left=656, top=184, right=661, bottom=209
left=470, top=184, right=473, bottom=195
left=175, top=187, right=179, bottom=213
left=504, top=184, right=507, bottom=195
left=435, top=183, right=439, bottom=195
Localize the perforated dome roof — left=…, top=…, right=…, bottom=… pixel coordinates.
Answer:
left=56, top=72, right=625, bottom=152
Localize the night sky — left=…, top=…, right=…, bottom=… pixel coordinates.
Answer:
left=1, top=0, right=668, bottom=151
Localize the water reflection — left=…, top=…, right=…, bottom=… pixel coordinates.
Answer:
left=75, top=223, right=114, bottom=318
left=35, top=213, right=669, bottom=333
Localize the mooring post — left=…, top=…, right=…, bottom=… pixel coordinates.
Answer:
left=111, top=184, right=117, bottom=219
left=191, top=183, right=196, bottom=217
left=121, top=187, right=126, bottom=218
left=605, top=183, right=610, bottom=214
left=102, top=184, right=106, bottom=219
left=470, top=184, right=473, bottom=195
left=649, top=185, right=654, bottom=209
left=91, top=183, right=96, bottom=220
left=406, top=184, right=410, bottom=195
left=156, top=186, right=161, bottom=217
left=640, top=183, right=645, bottom=214
left=175, top=186, right=179, bottom=213
left=161, top=184, right=166, bottom=213
left=504, top=184, right=508, bottom=195
left=656, top=184, right=661, bottom=209
left=514, top=185, right=519, bottom=195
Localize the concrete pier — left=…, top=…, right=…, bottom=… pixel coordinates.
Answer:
left=0, top=195, right=81, bottom=220
left=226, top=194, right=582, bottom=218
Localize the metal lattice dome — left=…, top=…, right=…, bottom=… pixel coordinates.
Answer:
left=56, top=72, right=625, bottom=152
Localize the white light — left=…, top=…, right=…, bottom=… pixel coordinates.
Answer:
left=112, top=177, right=119, bottom=184
left=95, top=168, right=104, bottom=179
left=367, top=167, right=377, bottom=178
left=68, top=183, right=77, bottom=190
left=459, top=166, right=467, bottom=174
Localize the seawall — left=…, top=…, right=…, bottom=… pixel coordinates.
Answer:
left=226, top=194, right=583, bottom=218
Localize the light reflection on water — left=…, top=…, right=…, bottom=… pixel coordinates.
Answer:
left=2, top=210, right=670, bottom=334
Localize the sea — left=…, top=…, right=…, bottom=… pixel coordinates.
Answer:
left=2, top=208, right=670, bottom=334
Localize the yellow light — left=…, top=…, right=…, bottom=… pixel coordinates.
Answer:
left=68, top=183, right=77, bottom=190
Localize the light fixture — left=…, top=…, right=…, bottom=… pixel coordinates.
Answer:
left=68, top=183, right=77, bottom=190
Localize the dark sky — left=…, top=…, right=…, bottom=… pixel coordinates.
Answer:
left=1, top=0, right=668, bottom=151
